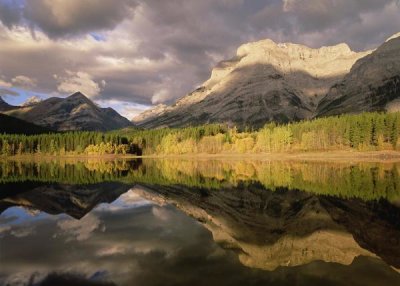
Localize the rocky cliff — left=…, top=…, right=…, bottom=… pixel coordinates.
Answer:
left=133, top=39, right=371, bottom=128
left=317, top=33, right=400, bottom=116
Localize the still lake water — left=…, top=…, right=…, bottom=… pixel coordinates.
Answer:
left=0, top=158, right=400, bottom=286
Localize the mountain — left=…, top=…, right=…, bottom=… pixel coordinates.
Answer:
left=2, top=92, right=133, bottom=131
left=317, top=33, right=400, bottom=116
left=0, top=113, right=52, bottom=134
left=21, top=95, right=42, bottom=107
left=133, top=39, right=371, bottom=128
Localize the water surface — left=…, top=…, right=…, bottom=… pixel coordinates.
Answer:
left=0, top=158, right=399, bottom=286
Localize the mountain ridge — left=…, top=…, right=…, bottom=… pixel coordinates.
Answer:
left=1, top=92, right=133, bottom=132
left=317, top=34, right=400, bottom=116
left=134, top=33, right=399, bottom=128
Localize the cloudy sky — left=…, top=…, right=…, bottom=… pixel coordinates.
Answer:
left=0, top=0, right=399, bottom=118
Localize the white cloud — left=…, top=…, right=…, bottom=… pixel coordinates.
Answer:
left=151, top=89, right=170, bottom=104
left=96, top=244, right=128, bottom=257
left=121, top=104, right=151, bottom=119
left=0, top=225, right=11, bottom=235
left=0, top=88, right=19, bottom=97
left=94, top=99, right=151, bottom=119
left=10, top=226, right=36, bottom=238
left=152, top=206, right=172, bottom=222
left=0, top=78, right=12, bottom=87
left=56, top=71, right=103, bottom=97
left=57, top=213, right=102, bottom=241
left=11, top=75, right=37, bottom=88
left=0, top=225, right=36, bottom=238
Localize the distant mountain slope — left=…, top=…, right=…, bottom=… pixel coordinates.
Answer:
left=317, top=33, right=400, bottom=116
left=2, top=92, right=132, bottom=131
left=0, top=113, right=52, bottom=134
left=133, top=39, right=370, bottom=128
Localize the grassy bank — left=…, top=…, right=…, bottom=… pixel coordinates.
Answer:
left=2, top=150, right=400, bottom=163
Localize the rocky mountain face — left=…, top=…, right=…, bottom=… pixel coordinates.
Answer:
left=133, top=39, right=371, bottom=128
left=317, top=33, right=400, bottom=116
left=134, top=33, right=400, bottom=128
left=21, top=96, right=42, bottom=107
left=1, top=92, right=132, bottom=131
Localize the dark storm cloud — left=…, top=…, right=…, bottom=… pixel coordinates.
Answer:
left=0, top=0, right=399, bottom=112
left=0, top=0, right=138, bottom=38
left=283, top=0, right=392, bottom=32
left=114, top=0, right=265, bottom=104
left=24, top=0, right=138, bottom=38
left=0, top=0, right=22, bottom=28
left=252, top=0, right=400, bottom=50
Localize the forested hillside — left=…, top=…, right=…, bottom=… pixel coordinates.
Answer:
left=0, top=114, right=52, bottom=135
left=0, top=112, right=399, bottom=156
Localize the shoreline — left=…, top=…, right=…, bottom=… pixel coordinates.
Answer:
left=2, top=150, right=400, bottom=163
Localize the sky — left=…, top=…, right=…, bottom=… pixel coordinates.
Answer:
left=0, top=0, right=399, bottom=119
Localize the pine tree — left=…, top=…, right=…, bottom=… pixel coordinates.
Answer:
left=17, top=142, right=23, bottom=155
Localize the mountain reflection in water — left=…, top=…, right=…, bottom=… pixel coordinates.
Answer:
left=0, top=158, right=399, bottom=286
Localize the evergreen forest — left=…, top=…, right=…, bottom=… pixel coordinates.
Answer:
left=0, top=112, right=399, bottom=156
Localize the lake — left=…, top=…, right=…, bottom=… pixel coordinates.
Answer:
left=0, top=158, right=399, bottom=286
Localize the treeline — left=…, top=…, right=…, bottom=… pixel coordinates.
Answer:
left=0, top=112, right=399, bottom=156
left=256, top=112, right=400, bottom=152
left=0, top=124, right=227, bottom=156
left=0, top=132, right=139, bottom=156
left=128, top=112, right=400, bottom=154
